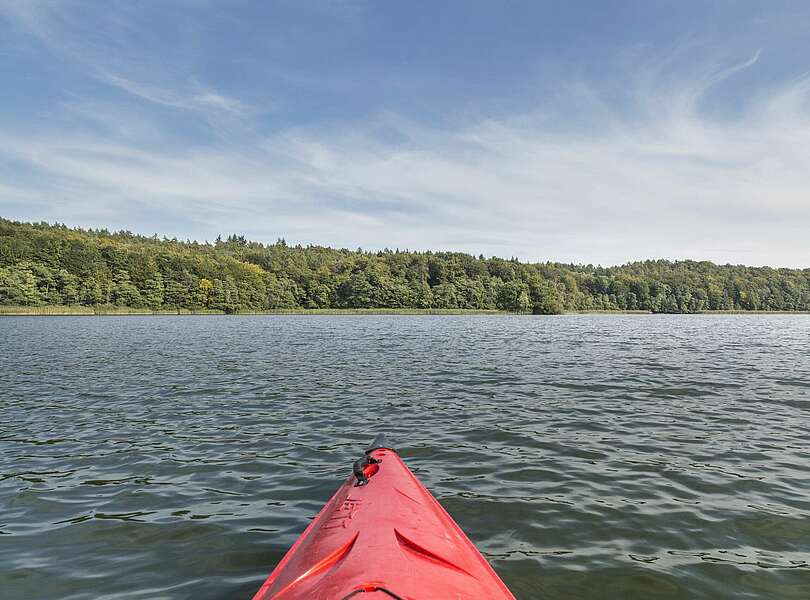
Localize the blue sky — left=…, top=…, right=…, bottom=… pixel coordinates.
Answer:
left=1, top=1, right=809, bottom=267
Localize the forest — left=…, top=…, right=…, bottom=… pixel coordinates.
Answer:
left=1, top=218, right=809, bottom=314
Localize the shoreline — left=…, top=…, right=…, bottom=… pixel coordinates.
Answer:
left=2, top=306, right=810, bottom=316
left=0, top=306, right=510, bottom=316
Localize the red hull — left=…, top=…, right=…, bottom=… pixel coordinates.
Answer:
left=252, top=441, right=515, bottom=599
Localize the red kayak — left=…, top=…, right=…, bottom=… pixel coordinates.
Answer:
left=252, top=434, right=516, bottom=599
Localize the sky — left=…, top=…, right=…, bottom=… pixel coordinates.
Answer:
left=1, top=1, right=809, bottom=267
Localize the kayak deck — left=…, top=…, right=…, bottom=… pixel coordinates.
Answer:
left=252, top=436, right=515, bottom=599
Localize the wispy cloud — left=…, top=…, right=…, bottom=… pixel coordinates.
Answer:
left=0, top=0, right=253, bottom=121
left=1, top=3, right=809, bottom=267
left=97, top=72, right=250, bottom=118
left=3, top=53, right=810, bottom=266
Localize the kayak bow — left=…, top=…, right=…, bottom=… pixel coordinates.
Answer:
left=252, top=434, right=516, bottom=599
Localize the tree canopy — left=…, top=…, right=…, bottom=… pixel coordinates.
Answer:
left=1, top=218, right=809, bottom=314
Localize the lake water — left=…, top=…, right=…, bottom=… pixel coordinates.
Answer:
left=2, top=315, right=809, bottom=599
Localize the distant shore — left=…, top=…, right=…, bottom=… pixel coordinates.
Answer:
left=0, top=305, right=508, bottom=316
left=2, top=305, right=810, bottom=316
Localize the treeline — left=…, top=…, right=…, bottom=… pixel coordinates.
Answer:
left=1, top=218, right=809, bottom=314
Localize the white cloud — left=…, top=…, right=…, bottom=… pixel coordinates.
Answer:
left=1, top=2, right=809, bottom=266
left=97, top=73, right=250, bottom=118
left=0, top=0, right=252, bottom=121
left=3, top=65, right=810, bottom=267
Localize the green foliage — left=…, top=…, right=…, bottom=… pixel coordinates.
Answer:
left=0, top=263, right=43, bottom=305
left=528, top=277, right=563, bottom=315
left=1, top=218, right=809, bottom=313
left=113, top=270, right=144, bottom=307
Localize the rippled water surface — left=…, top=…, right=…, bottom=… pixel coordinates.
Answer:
left=2, top=315, right=810, bottom=599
